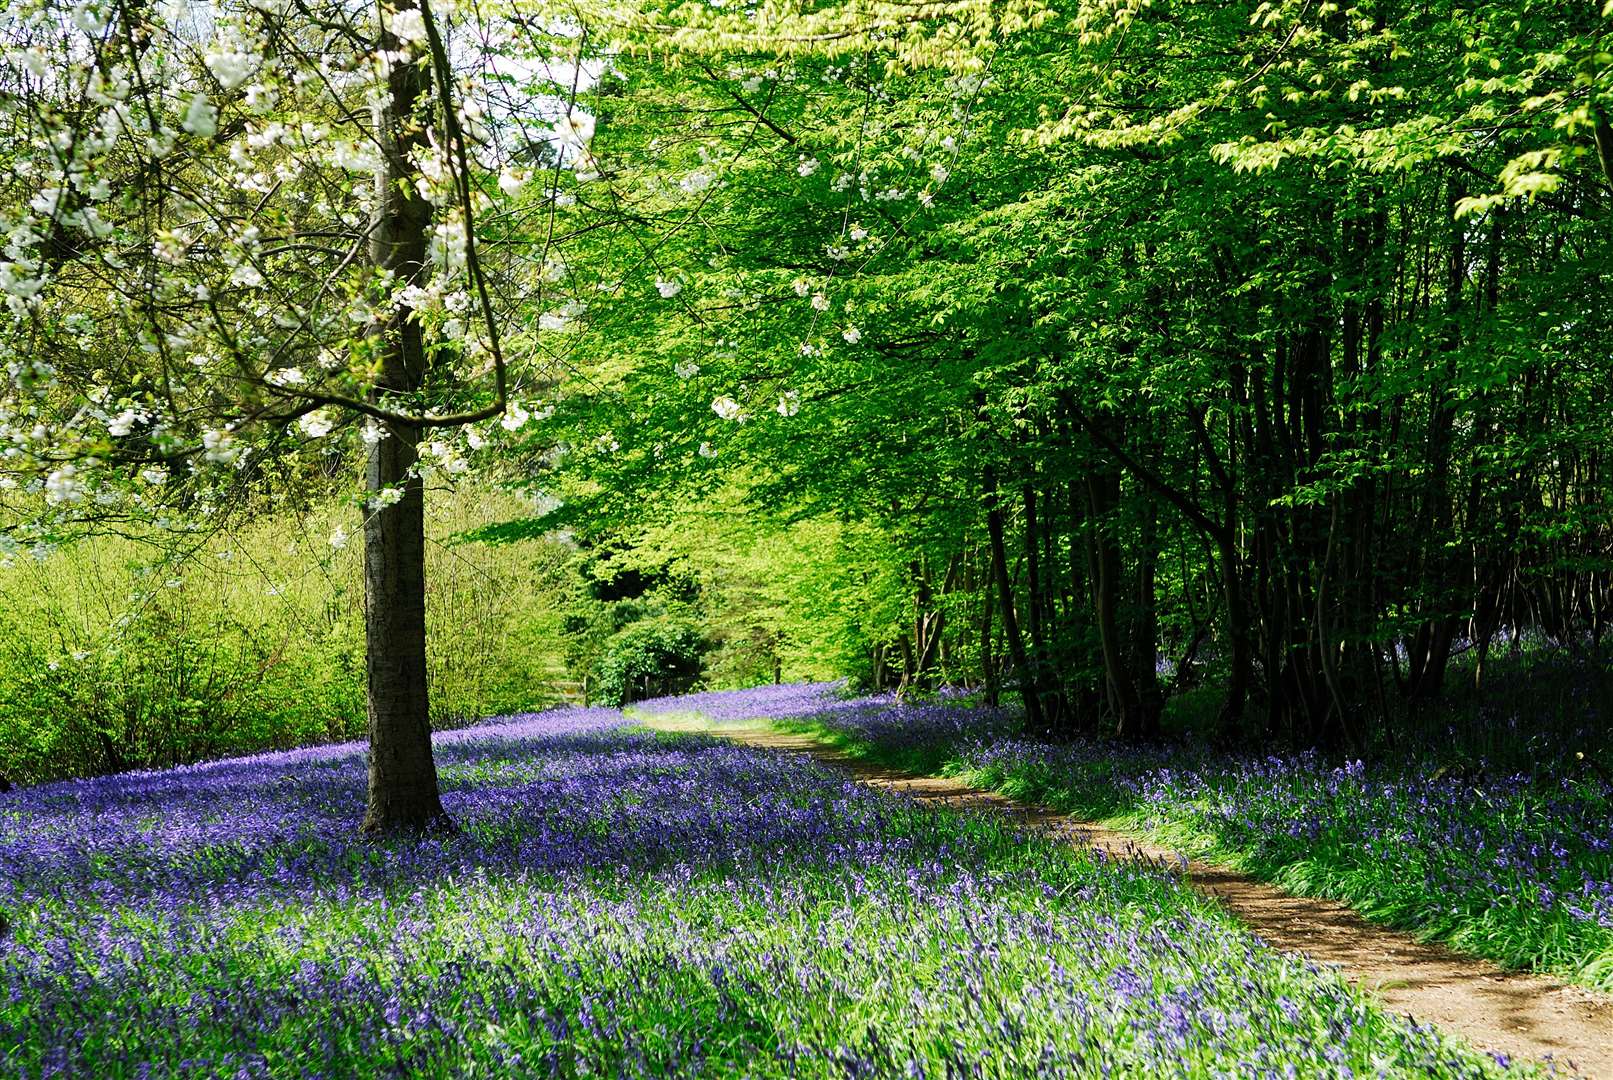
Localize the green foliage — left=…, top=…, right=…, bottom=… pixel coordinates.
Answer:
left=0, top=485, right=573, bottom=783
left=592, top=617, right=707, bottom=706
left=501, top=0, right=1613, bottom=743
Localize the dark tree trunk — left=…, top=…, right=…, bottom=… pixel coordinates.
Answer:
left=363, top=432, right=446, bottom=833
left=980, top=561, right=998, bottom=707
left=361, top=1, right=448, bottom=834
left=1087, top=467, right=1146, bottom=738
left=1022, top=482, right=1066, bottom=732
left=1131, top=488, right=1164, bottom=739
left=985, top=461, right=1045, bottom=733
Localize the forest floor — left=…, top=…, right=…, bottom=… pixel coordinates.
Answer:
left=9, top=704, right=1538, bottom=1078
left=644, top=714, right=1613, bottom=1077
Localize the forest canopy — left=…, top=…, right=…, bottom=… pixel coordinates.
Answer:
left=1, top=0, right=1611, bottom=797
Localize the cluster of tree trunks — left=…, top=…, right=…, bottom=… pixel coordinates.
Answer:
left=873, top=166, right=1612, bottom=750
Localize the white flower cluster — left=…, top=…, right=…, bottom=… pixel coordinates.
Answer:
left=205, top=36, right=260, bottom=91
left=385, top=7, right=429, bottom=45
left=298, top=410, right=336, bottom=438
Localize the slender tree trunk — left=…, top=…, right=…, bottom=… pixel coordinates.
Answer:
left=980, top=561, right=998, bottom=706
left=985, top=461, right=1045, bottom=733
left=1022, top=482, right=1062, bottom=731
left=1087, top=468, right=1144, bottom=737
left=361, top=2, right=448, bottom=834
left=1132, top=488, right=1164, bottom=738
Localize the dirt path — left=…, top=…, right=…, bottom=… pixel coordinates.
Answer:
left=684, top=722, right=1613, bottom=1077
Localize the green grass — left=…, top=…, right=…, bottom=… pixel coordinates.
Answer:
left=760, top=707, right=1613, bottom=996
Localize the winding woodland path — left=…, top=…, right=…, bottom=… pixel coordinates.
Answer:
left=662, top=721, right=1613, bottom=1078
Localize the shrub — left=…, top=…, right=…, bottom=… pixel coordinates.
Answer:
left=593, top=618, right=706, bottom=706
left=0, top=485, right=573, bottom=784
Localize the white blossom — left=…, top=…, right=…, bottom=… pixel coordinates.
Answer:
left=810, top=292, right=829, bottom=311
left=205, top=45, right=258, bottom=90
left=842, top=326, right=862, bottom=344
left=16, top=49, right=48, bottom=78
left=230, top=263, right=265, bottom=288
left=680, top=169, right=714, bottom=193
left=152, top=229, right=192, bottom=264
left=182, top=94, right=218, bottom=138
left=202, top=429, right=238, bottom=463
left=71, top=3, right=108, bottom=34
left=497, top=167, right=526, bottom=197
left=107, top=409, right=137, bottom=436
left=777, top=391, right=800, bottom=417
left=368, top=486, right=404, bottom=510
left=298, top=410, right=335, bottom=438
left=796, top=155, right=819, bottom=177
left=555, top=110, right=595, bottom=149
left=697, top=441, right=715, bottom=458
left=674, top=359, right=700, bottom=379
left=386, top=7, right=428, bottom=43
left=655, top=278, right=683, bottom=299
left=329, top=526, right=350, bottom=550
left=30, top=188, right=66, bottom=217
left=711, top=395, right=745, bottom=421
left=44, top=465, right=82, bottom=505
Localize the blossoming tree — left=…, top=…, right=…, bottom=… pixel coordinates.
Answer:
left=0, top=0, right=592, bottom=830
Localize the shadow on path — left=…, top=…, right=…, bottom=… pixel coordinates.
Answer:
left=674, top=722, right=1613, bottom=1078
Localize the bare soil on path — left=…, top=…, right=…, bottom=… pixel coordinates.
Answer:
left=666, top=721, right=1613, bottom=1077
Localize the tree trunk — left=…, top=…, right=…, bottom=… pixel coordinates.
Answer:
left=980, top=561, right=998, bottom=707
left=1087, top=468, right=1145, bottom=737
left=361, top=1, right=448, bottom=834
left=363, top=432, right=446, bottom=833
left=984, top=461, right=1045, bottom=733
left=1022, top=482, right=1064, bottom=732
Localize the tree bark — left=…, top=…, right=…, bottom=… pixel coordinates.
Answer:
left=1087, top=467, right=1145, bottom=738
left=984, top=461, right=1045, bottom=733
left=361, top=2, right=448, bottom=834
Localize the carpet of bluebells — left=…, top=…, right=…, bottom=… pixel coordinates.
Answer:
left=0, top=704, right=1532, bottom=1077
left=735, top=685, right=1613, bottom=992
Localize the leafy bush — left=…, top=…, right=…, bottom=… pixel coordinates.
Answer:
left=0, top=485, right=574, bottom=784
left=592, top=617, right=706, bottom=706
